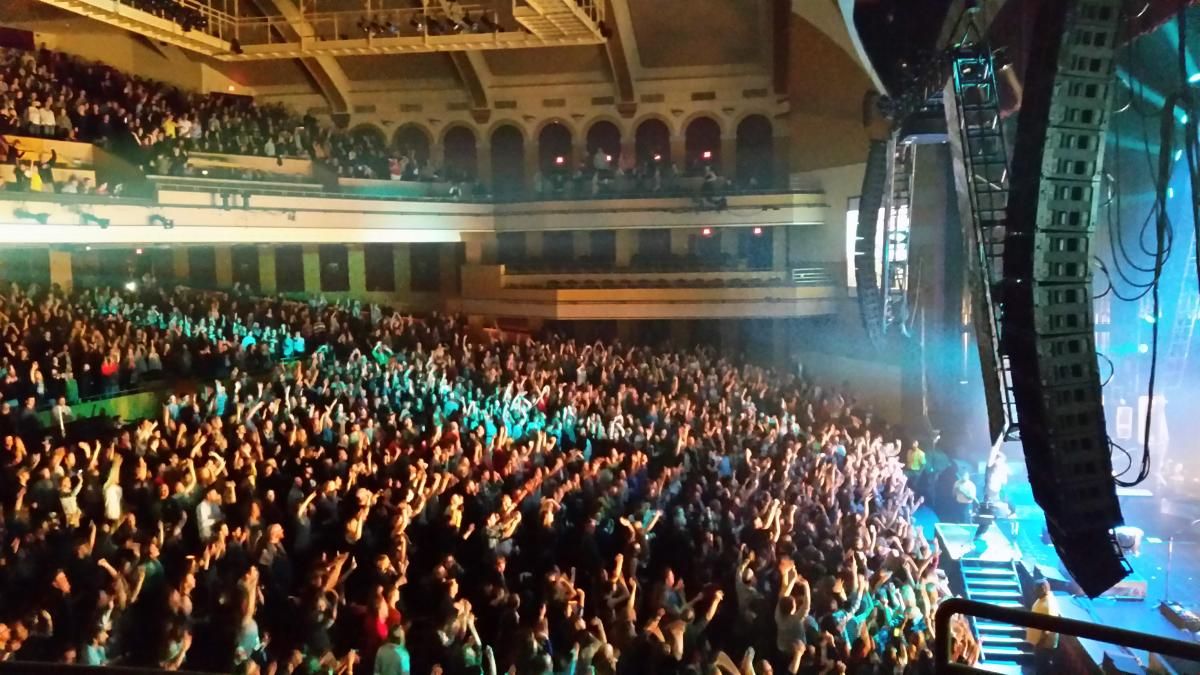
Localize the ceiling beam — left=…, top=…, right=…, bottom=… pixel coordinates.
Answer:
left=603, top=0, right=639, bottom=112
left=245, top=0, right=352, bottom=113
left=449, top=51, right=493, bottom=110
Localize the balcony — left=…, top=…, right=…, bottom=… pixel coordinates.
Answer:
left=457, top=264, right=842, bottom=320
left=0, top=184, right=828, bottom=245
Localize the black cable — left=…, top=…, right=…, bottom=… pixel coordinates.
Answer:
left=1097, top=351, right=1116, bottom=387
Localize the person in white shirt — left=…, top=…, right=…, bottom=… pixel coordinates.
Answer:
left=953, top=471, right=977, bottom=523
left=985, top=448, right=1010, bottom=504
left=196, top=486, right=225, bottom=541
left=1027, top=580, right=1059, bottom=673
left=103, top=454, right=124, bottom=523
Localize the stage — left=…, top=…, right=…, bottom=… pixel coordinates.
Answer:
left=927, top=459, right=1200, bottom=674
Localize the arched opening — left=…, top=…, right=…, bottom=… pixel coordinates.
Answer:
left=537, top=121, right=574, bottom=196
left=392, top=125, right=431, bottom=178
left=585, top=121, right=621, bottom=167
left=537, top=121, right=573, bottom=173
left=490, top=124, right=526, bottom=197
left=634, top=118, right=670, bottom=167
left=684, top=116, right=721, bottom=175
left=736, top=115, right=774, bottom=189
left=442, top=126, right=478, bottom=182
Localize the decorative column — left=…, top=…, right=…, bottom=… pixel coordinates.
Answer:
left=669, top=135, right=686, bottom=171
left=772, top=226, right=789, bottom=270
left=720, top=135, right=737, bottom=180
left=526, top=231, right=544, bottom=261
left=772, top=134, right=791, bottom=189
left=720, top=229, right=739, bottom=258
left=393, top=244, right=412, bottom=294
left=619, top=138, right=636, bottom=170
left=258, top=246, right=277, bottom=293
left=438, top=244, right=459, bottom=294
left=476, top=144, right=492, bottom=188
left=214, top=245, right=233, bottom=288
left=669, top=229, right=689, bottom=257
left=172, top=248, right=190, bottom=283
left=347, top=244, right=366, bottom=295
left=615, top=230, right=635, bottom=267
left=572, top=231, right=591, bottom=259
left=49, top=249, right=72, bottom=292
left=524, top=141, right=540, bottom=194
left=302, top=244, right=321, bottom=293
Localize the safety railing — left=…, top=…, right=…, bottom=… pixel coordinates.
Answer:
left=934, top=597, right=1200, bottom=674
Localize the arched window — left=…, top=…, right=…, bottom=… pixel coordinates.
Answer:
left=586, top=120, right=621, bottom=166
left=736, top=115, right=774, bottom=189
left=684, top=116, right=721, bottom=175
left=392, top=125, right=432, bottom=166
left=442, top=126, right=478, bottom=182
left=490, top=124, right=526, bottom=197
left=634, top=118, right=670, bottom=167
left=537, top=121, right=573, bottom=174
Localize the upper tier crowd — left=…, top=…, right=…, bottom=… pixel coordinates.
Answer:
left=0, top=280, right=978, bottom=675
left=0, top=45, right=393, bottom=180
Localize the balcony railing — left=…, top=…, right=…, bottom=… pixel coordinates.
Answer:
left=934, top=597, right=1200, bottom=674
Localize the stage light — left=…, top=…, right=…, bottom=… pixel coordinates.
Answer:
left=1138, top=343, right=1150, bottom=354
left=201, top=169, right=209, bottom=176
left=1190, top=72, right=1200, bottom=83
left=81, top=212, right=110, bottom=228
left=653, top=154, right=662, bottom=161
left=701, top=227, right=713, bottom=237
left=135, top=248, right=143, bottom=255
left=227, top=85, right=236, bottom=92
left=1176, top=149, right=1184, bottom=162
left=14, top=208, right=49, bottom=224
left=149, top=215, right=175, bottom=230
left=702, top=151, right=712, bottom=160
left=606, top=155, right=612, bottom=162
left=85, top=245, right=92, bottom=251
left=555, top=156, right=565, bottom=165
left=124, top=281, right=137, bottom=292
left=1168, top=187, right=1175, bottom=199
left=752, top=226, right=763, bottom=236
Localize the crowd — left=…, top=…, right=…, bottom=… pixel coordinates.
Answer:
left=0, top=277, right=981, bottom=675
left=0, top=44, right=396, bottom=182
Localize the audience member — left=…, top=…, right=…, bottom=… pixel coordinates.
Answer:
left=0, top=279, right=976, bottom=674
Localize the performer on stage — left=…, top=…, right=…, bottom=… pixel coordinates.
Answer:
left=953, top=470, right=978, bottom=523
left=985, top=446, right=1011, bottom=504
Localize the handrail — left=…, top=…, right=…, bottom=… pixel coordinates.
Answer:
left=934, top=597, right=1200, bottom=673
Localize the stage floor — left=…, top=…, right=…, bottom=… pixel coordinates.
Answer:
left=1002, top=464, right=1200, bottom=671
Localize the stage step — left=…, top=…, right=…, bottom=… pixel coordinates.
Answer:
left=955, top=555, right=1035, bottom=666
left=974, top=658, right=1022, bottom=667
left=969, top=590, right=1024, bottom=601
left=962, top=565, right=1020, bottom=576
left=977, top=635, right=1027, bottom=647
left=965, top=578, right=1021, bottom=589
left=981, top=645, right=1033, bottom=658
left=975, top=621, right=1025, bottom=635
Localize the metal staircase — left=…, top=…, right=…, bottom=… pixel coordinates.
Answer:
left=948, top=45, right=1021, bottom=443
left=1164, top=237, right=1198, bottom=389
left=960, top=559, right=1034, bottom=672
